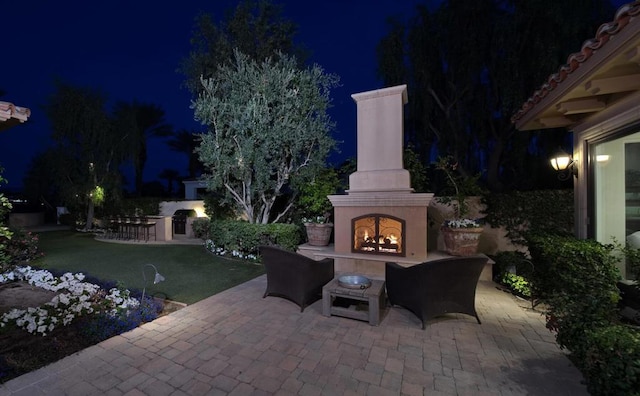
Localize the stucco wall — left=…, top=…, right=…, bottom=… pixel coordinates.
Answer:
left=159, top=200, right=206, bottom=217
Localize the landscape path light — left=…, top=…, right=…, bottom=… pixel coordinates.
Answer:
left=141, top=263, right=165, bottom=303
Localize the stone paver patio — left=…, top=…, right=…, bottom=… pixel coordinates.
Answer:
left=0, top=275, right=588, bottom=395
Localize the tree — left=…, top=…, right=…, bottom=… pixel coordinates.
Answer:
left=179, top=0, right=305, bottom=97
left=158, top=168, right=180, bottom=196
left=167, top=129, right=202, bottom=178
left=45, top=82, right=125, bottom=229
left=194, top=50, right=339, bottom=224
left=377, top=0, right=614, bottom=191
left=113, top=101, right=172, bottom=196
left=22, top=149, right=63, bottom=210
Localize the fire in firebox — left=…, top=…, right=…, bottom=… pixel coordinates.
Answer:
left=352, top=214, right=405, bottom=256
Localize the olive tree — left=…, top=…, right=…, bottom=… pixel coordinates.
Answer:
left=194, top=50, right=338, bottom=224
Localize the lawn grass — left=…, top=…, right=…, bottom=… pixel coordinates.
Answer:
left=31, top=231, right=265, bottom=304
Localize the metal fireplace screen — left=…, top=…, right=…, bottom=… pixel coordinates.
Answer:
left=352, top=214, right=405, bottom=256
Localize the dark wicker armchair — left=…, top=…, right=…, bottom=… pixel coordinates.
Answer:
left=259, top=245, right=335, bottom=312
left=385, top=256, right=488, bottom=329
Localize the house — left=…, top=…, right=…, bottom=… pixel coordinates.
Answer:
left=513, top=1, right=640, bottom=277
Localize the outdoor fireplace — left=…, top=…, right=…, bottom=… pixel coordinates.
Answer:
left=352, top=214, right=405, bottom=256
left=298, top=84, right=434, bottom=278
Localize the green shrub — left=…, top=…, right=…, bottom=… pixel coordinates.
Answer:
left=203, top=194, right=235, bottom=220
left=1, top=229, right=43, bottom=268
left=483, top=190, right=573, bottom=245
left=622, top=242, right=640, bottom=283
left=265, top=223, right=302, bottom=251
left=500, top=273, right=532, bottom=299
left=524, top=234, right=640, bottom=394
left=191, top=218, right=211, bottom=239
left=527, top=234, right=620, bottom=300
left=526, top=234, right=621, bottom=352
left=493, top=251, right=533, bottom=298
left=580, top=324, right=640, bottom=396
left=208, top=220, right=301, bottom=256
left=493, top=250, right=533, bottom=278
left=296, top=168, right=341, bottom=219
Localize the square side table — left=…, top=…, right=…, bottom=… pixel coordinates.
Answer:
left=322, top=278, right=386, bottom=325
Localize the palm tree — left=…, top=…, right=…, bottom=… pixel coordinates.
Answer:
left=114, top=101, right=173, bottom=196
left=158, top=168, right=180, bottom=196
left=167, top=129, right=202, bottom=178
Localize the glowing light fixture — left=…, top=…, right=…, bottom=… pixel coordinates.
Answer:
left=549, top=149, right=578, bottom=180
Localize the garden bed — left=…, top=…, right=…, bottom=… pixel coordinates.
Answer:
left=0, top=266, right=174, bottom=383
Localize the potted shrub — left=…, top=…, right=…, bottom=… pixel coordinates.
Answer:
left=298, top=169, right=340, bottom=246
left=435, top=156, right=484, bottom=256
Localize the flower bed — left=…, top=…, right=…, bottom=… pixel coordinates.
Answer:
left=0, top=266, right=139, bottom=336
left=204, top=239, right=258, bottom=261
left=0, top=266, right=162, bottom=383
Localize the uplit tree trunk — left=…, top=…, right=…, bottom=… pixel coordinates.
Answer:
left=85, top=199, right=95, bottom=230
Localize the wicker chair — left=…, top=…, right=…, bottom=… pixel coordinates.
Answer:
left=385, top=256, right=488, bottom=329
left=259, top=245, right=335, bottom=312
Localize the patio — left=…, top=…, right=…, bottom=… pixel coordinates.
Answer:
left=0, top=275, right=588, bottom=395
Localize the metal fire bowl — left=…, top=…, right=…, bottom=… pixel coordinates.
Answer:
left=338, top=275, right=371, bottom=289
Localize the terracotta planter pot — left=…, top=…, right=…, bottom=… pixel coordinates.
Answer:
left=441, top=227, right=483, bottom=256
left=305, top=223, right=333, bottom=246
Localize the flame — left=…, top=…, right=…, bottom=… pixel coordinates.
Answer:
left=356, top=227, right=400, bottom=253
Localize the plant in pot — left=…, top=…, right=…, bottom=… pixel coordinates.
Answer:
left=298, top=168, right=341, bottom=246
left=435, top=156, right=484, bottom=256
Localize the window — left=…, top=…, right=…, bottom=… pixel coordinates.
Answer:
left=592, top=130, right=640, bottom=250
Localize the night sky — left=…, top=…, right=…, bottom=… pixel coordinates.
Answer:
left=0, top=0, right=430, bottom=192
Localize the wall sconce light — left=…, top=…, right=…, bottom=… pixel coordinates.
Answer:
left=550, top=149, right=578, bottom=180
left=141, top=263, right=165, bottom=302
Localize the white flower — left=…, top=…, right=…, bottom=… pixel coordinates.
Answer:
left=443, top=218, right=482, bottom=229
left=0, top=266, right=139, bottom=336
left=302, top=215, right=327, bottom=224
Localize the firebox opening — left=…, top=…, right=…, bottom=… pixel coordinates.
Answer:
left=352, top=214, right=405, bottom=256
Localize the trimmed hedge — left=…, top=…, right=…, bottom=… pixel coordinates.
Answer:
left=206, top=219, right=301, bottom=255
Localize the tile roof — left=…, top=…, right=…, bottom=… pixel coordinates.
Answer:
left=511, top=1, right=640, bottom=125
left=0, top=101, right=31, bottom=131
